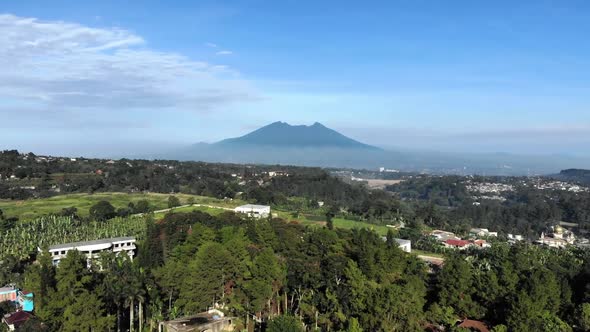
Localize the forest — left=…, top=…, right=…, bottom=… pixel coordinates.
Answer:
left=2, top=150, right=590, bottom=331
left=1, top=210, right=589, bottom=331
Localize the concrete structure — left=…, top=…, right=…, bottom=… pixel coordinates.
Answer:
left=159, top=310, right=234, bottom=332
left=234, top=204, right=271, bottom=218
left=45, top=237, right=136, bottom=266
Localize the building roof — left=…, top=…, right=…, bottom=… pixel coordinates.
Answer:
left=445, top=239, right=471, bottom=247
left=3, top=311, right=33, bottom=326
left=457, top=319, right=490, bottom=332
left=48, top=236, right=135, bottom=251
left=0, top=286, right=16, bottom=293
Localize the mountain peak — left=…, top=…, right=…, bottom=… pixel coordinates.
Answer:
left=214, top=121, right=378, bottom=150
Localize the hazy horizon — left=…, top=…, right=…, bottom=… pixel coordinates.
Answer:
left=1, top=1, right=590, bottom=159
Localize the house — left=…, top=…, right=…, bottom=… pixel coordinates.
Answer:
left=44, top=236, right=136, bottom=266
left=469, top=228, right=498, bottom=237
left=430, top=230, right=459, bottom=242
left=0, top=287, right=34, bottom=312
left=234, top=204, right=271, bottom=218
left=380, top=237, right=412, bottom=253
left=2, top=311, right=33, bottom=331
left=159, top=310, right=234, bottom=332
left=473, top=239, right=491, bottom=248
left=443, top=239, right=473, bottom=250
left=395, top=238, right=412, bottom=253
left=507, top=234, right=523, bottom=241
left=0, top=286, right=17, bottom=303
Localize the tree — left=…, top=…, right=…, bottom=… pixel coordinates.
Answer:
left=579, top=303, right=590, bottom=331
left=89, top=200, right=116, bottom=221
left=267, top=315, right=303, bottom=332
left=436, top=254, right=483, bottom=318
left=326, top=206, right=336, bottom=230
left=187, top=197, right=196, bottom=206
left=134, top=200, right=151, bottom=213
left=61, top=291, right=114, bottom=332
left=347, top=318, right=363, bottom=332
left=178, top=242, right=239, bottom=313
left=168, top=196, right=181, bottom=208
left=59, top=207, right=78, bottom=218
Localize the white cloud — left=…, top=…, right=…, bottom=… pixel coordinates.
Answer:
left=205, top=42, right=218, bottom=48
left=0, top=14, right=257, bottom=111
left=216, top=50, right=233, bottom=55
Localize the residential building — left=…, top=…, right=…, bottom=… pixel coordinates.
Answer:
left=0, top=286, right=17, bottom=303
left=430, top=230, right=459, bottom=242
left=234, top=204, right=271, bottom=218
left=45, top=236, right=136, bottom=266
left=469, top=228, right=498, bottom=237
left=380, top=237, right=412, bottom=253
left=3, top=311, right=33, bottom=331
left=507, top=234, right=524, bottom=241
left=443, top=239, right=473, bottom=250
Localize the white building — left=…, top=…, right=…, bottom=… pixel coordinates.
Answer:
left=381, top=237, right=412, bottom=253
left=234, top=204, right=271, bottom=218
left=395, top=238, right=412, bottom=253
left=44, top=237, right=136, bottom=266
left=469, top=228, right=498, bottom=237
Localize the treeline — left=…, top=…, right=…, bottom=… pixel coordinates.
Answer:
left=13, top=210, right=590, bottom=331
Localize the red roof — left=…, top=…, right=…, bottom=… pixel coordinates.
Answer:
left=3, top=311, right=33, bottom=326
left=445, top=239, right=471, bottom=247
left=458, top=319, right=489, bottom=332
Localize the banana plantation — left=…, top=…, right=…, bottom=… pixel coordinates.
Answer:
left=0, top=215, right=148, bottom=261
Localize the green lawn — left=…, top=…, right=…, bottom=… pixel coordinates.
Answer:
left=0, top=193, right=240, bottom=221
left=274, top=209, right=391, bottom=236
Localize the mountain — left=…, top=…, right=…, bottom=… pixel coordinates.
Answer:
left=550, top=169, right=590, bottom=185
left=157, top=122, right=590, bottom=176
left=215, top=121, right=379, bottom=150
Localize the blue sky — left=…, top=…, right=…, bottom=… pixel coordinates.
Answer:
left=1, top=0, right=589, bottom=157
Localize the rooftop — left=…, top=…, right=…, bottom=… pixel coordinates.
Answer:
left=48, top=236, right=135, bottom=251
left=3, top=311, right=33, bottom=326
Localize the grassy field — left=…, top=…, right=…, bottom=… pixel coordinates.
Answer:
left=273, top=209, right=391, bottom=236
left=2, top=192, right=394, bottom=236
left=0, top=193, right=240, bottom=221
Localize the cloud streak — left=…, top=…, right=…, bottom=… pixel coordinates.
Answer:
left=0, top=14, right=257, bottom=111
